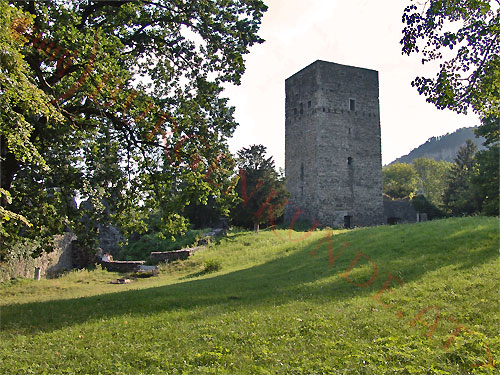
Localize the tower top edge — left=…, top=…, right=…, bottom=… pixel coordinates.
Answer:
left=285, top=60, right=378, bottom=82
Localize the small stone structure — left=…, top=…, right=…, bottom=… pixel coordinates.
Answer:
left=383, top=196, right=427, bottom=224
left=150, top=246, right=205, bottom=263
left=100, top=260, right=145, bottom=273
left=99, top=225, right=123, bottom=258
left=197, top=228, right=226, bottom=245
left=284, top=60, right=384, bottom=228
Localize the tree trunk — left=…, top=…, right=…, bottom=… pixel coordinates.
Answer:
left=253, top=222, right=259, bottom=233
left=0, top=136, right=20, bottom=196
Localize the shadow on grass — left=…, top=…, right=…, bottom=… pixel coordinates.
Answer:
left=1, top=217, right=497, bottom=337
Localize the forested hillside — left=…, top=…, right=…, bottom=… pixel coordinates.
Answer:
left=390, top=127, right=485, bottom=165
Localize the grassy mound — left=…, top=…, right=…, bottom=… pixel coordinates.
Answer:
left=0, top=217, right=498, bottom=374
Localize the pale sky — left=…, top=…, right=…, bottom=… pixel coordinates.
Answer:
left=224, top=0, right=480, bottom=168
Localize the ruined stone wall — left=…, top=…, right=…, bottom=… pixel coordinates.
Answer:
left=0, top=232, right=75, bottom=281
left=285, top=60, right=383, bottom=227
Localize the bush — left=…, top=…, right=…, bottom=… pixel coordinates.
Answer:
left=203, top=259, right=221, bottom=273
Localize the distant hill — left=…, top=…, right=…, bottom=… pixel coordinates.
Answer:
left=389, top=127, right=486, bottom=165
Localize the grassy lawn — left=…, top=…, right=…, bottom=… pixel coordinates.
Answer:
left=0, top=217, right=499, bottom=374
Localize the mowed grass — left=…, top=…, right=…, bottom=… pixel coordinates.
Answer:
left=0, top=217, right=499, bottom=374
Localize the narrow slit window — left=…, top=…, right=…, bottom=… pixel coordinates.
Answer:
left=349, top=99, right=356, bottom=111
left=347, top=157, right=353, bottom=165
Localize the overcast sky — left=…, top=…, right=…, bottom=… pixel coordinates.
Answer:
left=223, top=0, right=479, bottom=168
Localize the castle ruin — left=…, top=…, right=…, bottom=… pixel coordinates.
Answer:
left=284, top=60, right=384, bottom=228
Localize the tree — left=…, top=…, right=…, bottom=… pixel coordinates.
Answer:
left=401, top=0, right=500, bottom=117
left=382, top=163, right=419, bottom=199
left=0, top=3, right=62, bottom=240
left=443, top=140, right=482, bottom=215
left=412, top=157, right=452, bottom=207
left=231, top=145, right=289, bottom=232
left=0, top=0, right=267, bottom=257
left=472, top=116, right=499, bottom=215
left=401, top=1, right=499, bottom=217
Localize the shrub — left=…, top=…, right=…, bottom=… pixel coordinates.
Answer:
left=203, top=259, right=221, bottom=273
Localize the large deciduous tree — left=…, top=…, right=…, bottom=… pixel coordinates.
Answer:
left=412, top=157, right=452, bottom=207
left=401, top=0, right=499, bottom=217
left=382, top=163, right=419, bottom=199
left=0, top=0, right=267, bottom=257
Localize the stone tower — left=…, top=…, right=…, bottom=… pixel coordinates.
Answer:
left=284, top=60, right=383, bottom=228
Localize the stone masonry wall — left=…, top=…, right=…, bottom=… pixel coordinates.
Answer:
left=285, top=60, right=384, bottom=227
left=0, top=232, right=75, bottom=281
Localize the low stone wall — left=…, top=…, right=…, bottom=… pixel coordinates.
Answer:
left=100, top=260, right=144, bottom=273
left=0, top=232, right=75, bottom=281
left=383, top=197, right=419, bottom=224
left=150, top=246, right=205, bottom=263
left=150, top=250, right=190, bottom=263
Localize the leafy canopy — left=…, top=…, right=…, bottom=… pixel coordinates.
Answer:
left=412, top=157, right=452, bottom=207
left=1, top=0, right=267, bottom=255
left=382, top=163, right=419, bottom=199
left=401, top=0, right=500, bottom=117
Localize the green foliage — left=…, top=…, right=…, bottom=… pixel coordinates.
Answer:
left=118, top=229, right=209, bottom=261
left=443, top=140, right=483, bottom=215
left=475, top=116, right=500, bottom=148
left=231, top=145, right=290, bottom=231
left=472, top=116, right=500, bottom=216
left=401, top=0, right=500, bottom=117
left=202, top=258, right=222, bottom=274
left=473, top=146, right=499, bottom=216
left=411, top=194, right=445, bottom=220
left=0, top=1, right=62, bottom=170
left=394, top=127, right=486, bottom=164
left=2, top=0, right=266, bottom=254
left=0, top=217, right=498, bottom=373
left=382, top=163, right=419, bottom=198
left=412, top=157, right=453, bottom=207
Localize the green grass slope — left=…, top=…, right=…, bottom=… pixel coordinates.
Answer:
left=0, top=217, right=499, bottom=374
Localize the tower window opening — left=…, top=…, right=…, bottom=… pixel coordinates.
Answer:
left=347, top=157, right=353, bottom=165
left=348, top=127, right=351, bottom=135
left=308, top=101, right=311, bottom=108
left=349, top=98, right=356, bottom=111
